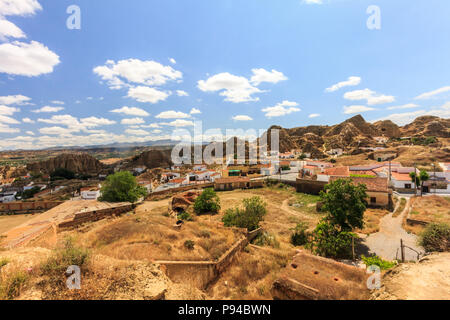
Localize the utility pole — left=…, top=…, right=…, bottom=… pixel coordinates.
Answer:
left=413, top=163, right=417, bottom=197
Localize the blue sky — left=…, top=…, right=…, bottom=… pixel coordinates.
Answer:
left=0, top=0, right=449, bottom=150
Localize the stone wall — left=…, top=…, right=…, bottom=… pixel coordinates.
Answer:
left=295, top=179, right=327, bottom=195
left=147, top=183, right=214, bottom=200
left=0, top=201, right=63, bottom=214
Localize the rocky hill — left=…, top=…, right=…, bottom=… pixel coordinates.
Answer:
left=127, top=149, right=173, bottom=169
left=26, top=153, right=105, bottom=175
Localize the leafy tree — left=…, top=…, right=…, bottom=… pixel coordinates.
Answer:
left=193, top=188, right=221, bottom=214
left=419, top=223, right=450, bottom=252
left=99, top=171, right=147, bottom=203
left=50, top=168, right=75, bottom=181
left=222, top=196, right=267, bottom=231
left=22, top=186, right=41, bottom=199
left=319, top=178, right=368, bottom=232
left=419, top=170, right=429, bottom=196
left=291, top=222, right=309, bottom=246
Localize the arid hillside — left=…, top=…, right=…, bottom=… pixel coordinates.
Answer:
left=26, top=153, right=106, bottom=175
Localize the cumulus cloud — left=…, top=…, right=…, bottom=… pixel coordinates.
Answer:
left=0, top=94, right=31, bottom=105
left=110, top=106, right=150, bottom=117
left=0, top=114, right=19, bottom=124
left=0, top=19, right=26, bottom=40
left=414, top=86, right=450, bottom=100
left=190, top=108, right=201, bottom=115
left=343, top=88, right=395, bottom=105
left=50, top=100, right=64, bottom=105
left=372, top=102, right=450, bottom=125
left=26, top=130, right=34, bottom=135
left=155, top=110, right=191, bottom=119
left=386, top=103, right=419, bottom=110
left=31, top=106, right=64, bottom=113
left=127, top=86, right=169, bottom=104
left=125, top=128, right=150, bottom=136
left=161, top=119, right=194, bottom=127
left=325, top=76, right=361, bottom=92
left=22, top=117, right=34, bottom=123
left=343, top=105, right=375, bottom=114
left=198, top=68, right=286, bottom=103
left=0, top=123, right=19, bottom=133
left=262, top=100, right=300, bottom=118
left=121, top=117, right=145, bottom=125
left=176, top=90, right=188, bottom=96
left=169, top=58, right=176, bottom=64
left=141, top=123, right=161, bottom=128
left=37, top=114, right=115, bottom=133
left=232, top=115, right=253, bottom=121
left=0, top=105, right=19, bottom=115
left=0, top=0, right=42, bottom=17
left=250, top=68, right=287, bottom=86
left=308, top=113, right=320, bottom=118
left=0, top=40, right=60, bottom=76
left=93, top=58, right=182, bottom=90
left=302, top=0, right=323, bottom=4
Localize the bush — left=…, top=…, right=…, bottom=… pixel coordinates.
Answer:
left=41, top=237, right=90, bottom=275
left=193, top=188, right=221, bottom=214
left=253, top=231, right=280, bottom=248
left=99, top=171, right=147, bottom=203
left=0, top=271, right=29, bottom=300
left=419, top=223, right=450, bottom=252
left=22, top=186, right=42, bottom=199
left=361, top=255, right=396, bottom=270
left=177, top=211, right=193, bottom=221
left=306, top=220, right=356, bottom=259
left=50, top=168, right=75, bottom=181
left=290, top=222, right=309, bottom=246
left=184, top=240, right=195, bottom=250
left=222, top=196, right=267, bottom=231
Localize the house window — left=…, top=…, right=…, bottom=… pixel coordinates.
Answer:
left=370, top=197, right=376, bottom=204
left=404, top=184, right=411, bottom=189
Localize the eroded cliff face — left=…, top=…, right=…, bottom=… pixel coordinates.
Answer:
left=26, top=153, right=105, bottom=175
left=127, top=149, right=173, bottom=169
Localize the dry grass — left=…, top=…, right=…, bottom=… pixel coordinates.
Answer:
left=393, top=198, right=407, bottom=218
left=0, top=214, right=36, bottom=235
left=356, top=208, right=390, bottom=235
left=403, top=196, right=450, bottom=235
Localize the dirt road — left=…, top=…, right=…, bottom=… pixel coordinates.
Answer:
left=362, top=197, right=424, bottom=261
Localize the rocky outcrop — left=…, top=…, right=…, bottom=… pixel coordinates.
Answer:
left=401, top=116, right=450, bottom=138
left=128, top=149, right=173, bottom=169
left=26, top=153, right=105, bottom=175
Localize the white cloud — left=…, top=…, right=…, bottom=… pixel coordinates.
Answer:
left=372, top=102, right=450, bottom=125
left=0, top=105, right=19, bottom=115
left=0, top=114, right=19, bottom=124
left=0, top=0, right=42, bottom=17
left=80, top=116, right=116, bottom=127
left=0, top=94, right=31, bottom=105
left=250, top=68, right=287, bottom=86
left=110, top=106, right=150, bottom=117
left=39, top=126, right=73, bottom=135
left=26, top=130, right=34, bottom=135
left=262, top=100, right=300, bottom=118
left=414, top=86, right=450, bottom=100
left=161, top=119, right=194, bottom=127
left=190, top=108, right=201, bottom=115
left=152, top=129, right=162, bottom=134
left=169, top=58, right=176, bottom=64
left=0, top=123, right=19, bottom=133
left=141, top=123, right=161, bottom=128
left=0, top=19, right=26, bottom=40
left=125, top=128, right=150, bottom=136
left=302, top=0, right=323, bottom=4
left=37, top=114, right=115, bottom=133
left=0, top=40, right=60, bottom=76
left=343, top=88, right=395, bottom=105
left=198, top=72, right=262, bottom=103
left=50, top=100, right=65, bottom=105
left=308, top=113, right=320, bottom=118
left=31, top=106, right=64, bottom=113
left=176, top=90, right=189, bottom=96
left=387, top=103, right=419, bottom=110
left=121, top=117, right=145, bottom=125
left=343, top=105, right=375, bottom=114
left=93, top=58, right=182, bottom=89
left=22, top=117, right=34, bottom=123
left=155, top=110, right=191, bottom=119
left=325, top=76, right=361, bottom=92
left=232, top=115, right=253, bottom=121
left=127, top=86, right=169, bottom=104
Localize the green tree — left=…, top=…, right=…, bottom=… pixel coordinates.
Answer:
left=222, top=196, right=267, bottom=231
left=22, top=186, right=41, bottom=199
left=419, top=170, right=429, bottom=196
left=50, top=168, right=75, bottom=181
left=99, top=171, right=147, bottom=203
left=193, top=188, right=221, bottom=214
left=319, top=178, right=368, bottom=232
left=409, top=171, right=421, bottom=196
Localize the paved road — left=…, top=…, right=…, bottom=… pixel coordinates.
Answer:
left=361, top=197, right=424, bottom=261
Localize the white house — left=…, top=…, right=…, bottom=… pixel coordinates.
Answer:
left=0, top=191, right=17, bottom=203
left=81, top=187, right=101, bottom=200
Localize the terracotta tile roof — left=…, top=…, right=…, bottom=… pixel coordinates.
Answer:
left=324, top=166, right=349, bottom=176
left=350, top=170, right=377, bottom=176
left=215, top=177, right=250, bottom=184
left=170, top=178, right=186, bottom=184
left=329, top=176, right=389, bottom=192
left=391, top=172, right=412, bottom=181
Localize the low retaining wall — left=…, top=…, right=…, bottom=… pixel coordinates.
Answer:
left=57, top=204, right=133, bottom=230
left=147, top=183, right=214, bottom=200
left=0, top=201, right=63, bottom=214
left=295, top=179, right=327, bottom=195
left=406, top=218, right=428, bottom=226
left=155, top=228, right=263, bottom=289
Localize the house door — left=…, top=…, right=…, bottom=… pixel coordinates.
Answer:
left=422, top=186, right=429, bottom=193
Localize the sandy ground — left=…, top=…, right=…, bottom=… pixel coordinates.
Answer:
left=0, top=214, right=36, bottom=235
left=362, top=197, right=424, bottom=261
left=373, top=253, right=450, bottom=300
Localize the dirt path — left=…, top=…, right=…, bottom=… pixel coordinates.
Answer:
left=280, top=198, right=315, bottom=221
left=362, top=197, right=424, bottom=261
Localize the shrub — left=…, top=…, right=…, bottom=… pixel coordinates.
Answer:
left=99, top=171, right=147, bottom=203
left=0, top=258, right=8, bottom=269
left=41, top=237, right=90, bottom=275
left=253, top=231, right=280, bottom=248
left=361, top=255, right=396, bottom=270
left=177, top=211, right=193, bottom=221
left=184, top=240, right=195, bottom=250
left=222, top=196, right=267, bottom=231
left=419, top=223, right=450, bottom=252
left=306, top=220, right=356, bottom=259
left=193, top=188, right=221, bottom=214
left=0, top=271, right=29, bottom=300
left=290, top=222, right=309, bottom=246
left=50, top=168, right=75, bottom=181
